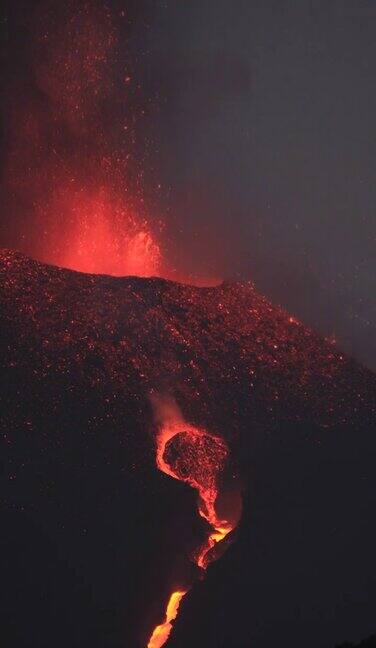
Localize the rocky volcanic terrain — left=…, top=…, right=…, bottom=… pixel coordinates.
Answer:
left=1, top=249, right=375, bottom=647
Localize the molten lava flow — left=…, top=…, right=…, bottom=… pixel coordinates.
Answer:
left=147, top=590, right=187, bottom=648
left=161, top=427, right=234, bottom=569
left=147, top=399, right=239, bottom=647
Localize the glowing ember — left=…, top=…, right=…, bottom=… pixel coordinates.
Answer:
left=147, top=590, right=187, bottom=648
left=162, top=429, right=233, bottom=569
left=50, top=188, right=162, bottom=277
left=37, top=186, right=222, bottom=284
left=147, top=397, right=239, bottom=646
left=2, top=1, right=225, bottom=289
left=2, top=251, right=374, bottom=645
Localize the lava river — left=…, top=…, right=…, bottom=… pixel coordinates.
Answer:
left=147, top=399, right=240, bottom=648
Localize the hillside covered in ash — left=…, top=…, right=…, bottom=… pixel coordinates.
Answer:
left=1, top=249, right=375, bottom=647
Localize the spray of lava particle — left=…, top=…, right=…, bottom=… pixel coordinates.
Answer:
left=147, top=396, right=241, bottom=647
left=46, top=186, right=162, bottom=277
left=1, top=1, right=166, bottom=281
left=1, top=1, right=223, bottom=287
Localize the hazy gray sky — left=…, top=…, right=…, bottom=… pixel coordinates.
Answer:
left=139, top=0, right=376, bottom=370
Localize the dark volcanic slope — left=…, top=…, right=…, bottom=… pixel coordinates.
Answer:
left=1, top=249, right=375, bottom=648
left=1, top=249, right=374, bottom=430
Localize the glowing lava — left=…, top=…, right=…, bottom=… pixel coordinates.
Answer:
left=147, top=590, right=187, bottom=648
left=33, top=185, right=222, bottom=285
left=41, top=187, right=162, bottom=278
left=147, top=397, right=239, bottom=647
left=161, top=427, right=234, bottom=569
left=2, top=0, right=225, bottom=289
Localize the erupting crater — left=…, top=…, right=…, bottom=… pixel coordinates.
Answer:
left=147, top=400, right=241, bottom=648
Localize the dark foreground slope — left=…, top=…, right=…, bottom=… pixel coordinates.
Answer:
left=1, top=249, right=375, bottom=648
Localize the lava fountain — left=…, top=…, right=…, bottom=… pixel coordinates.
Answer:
left=48, top=186, right=162, bottom=278
left=147, top=397, right=241, bottom=648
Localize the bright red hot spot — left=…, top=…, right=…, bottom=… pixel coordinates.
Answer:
left=147, top=398, right=240, bottom=647
left=51, top=188, right=162, bottom=278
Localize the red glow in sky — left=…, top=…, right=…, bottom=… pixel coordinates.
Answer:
left=53, top=188, right=162, bottom=277
left=2, top=1, right=222, bottom=287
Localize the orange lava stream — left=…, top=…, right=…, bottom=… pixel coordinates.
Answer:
left=196, top=504, right=233, bottom=569
left=147, top=402, right=235, bottom=647
left=147, top=590, right=187, bottom=648
left=156, top=418, right=234, bottom=570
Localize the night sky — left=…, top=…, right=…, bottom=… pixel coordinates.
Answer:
left=1, top=1, right=375, bottom=370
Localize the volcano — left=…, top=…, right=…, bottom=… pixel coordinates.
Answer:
left=1, top=249, right=375, bottom=648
